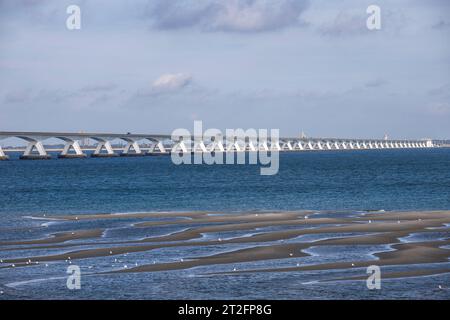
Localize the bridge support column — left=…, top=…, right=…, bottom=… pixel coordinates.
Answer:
left=333, top=142, right=340, bottom=150
left=20, top=141, right=51, bottom=160
left=193, top=141, right=208, bottom=153
left=58, top=140, right=86, bottom=158
left=209, top=141, right=225, bottom=152
left=271, top=141, right=281, bottom=151
left=247, top=141, right=257, bottom=152
left=259, top=141, right=269, bottom=151
left=147, top=141, right=168, bottom=155
left=0, top=145, right=8, bottom=160
left=285, top=142, right=293, bottom=151
left=121, top=141, right=144, bottom=157
left=91, top=140, right=118, bottom=158
left=171, top=141, right=188, bottom=154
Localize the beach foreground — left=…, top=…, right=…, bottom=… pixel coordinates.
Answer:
left=0, top=210, right=449, bottom=299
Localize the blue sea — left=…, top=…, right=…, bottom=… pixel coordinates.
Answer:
left=0, top=149, right=449, bottom=299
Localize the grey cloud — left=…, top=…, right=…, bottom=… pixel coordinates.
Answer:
left=319, top=11, right=368, bottom=37
left=3, top=89, right=31, bottom=104
left=432, top=20, right=450, bottom=30
left=365, top=79, right=388, bottom=88
left=80, top=84, right=117, bottom=93
left=146, top=0, right=310, bottom=32
left=428, top=83, right=450, bottom=97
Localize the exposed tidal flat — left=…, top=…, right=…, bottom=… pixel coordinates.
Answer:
left=0, top=149, right=449, bottom=299
left=0, top=210, right=449, bottom=299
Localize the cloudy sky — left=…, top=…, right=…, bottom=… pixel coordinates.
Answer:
left=0, top=0, right=449, bottom=139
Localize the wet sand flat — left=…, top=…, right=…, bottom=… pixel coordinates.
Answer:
left=0, top=210, right=449, bottom=282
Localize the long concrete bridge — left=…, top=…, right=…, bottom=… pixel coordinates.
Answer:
left=0, top=131, right=435, bottom=160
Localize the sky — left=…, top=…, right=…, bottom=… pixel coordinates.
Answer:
left=0, top=0, right=449, bottom=139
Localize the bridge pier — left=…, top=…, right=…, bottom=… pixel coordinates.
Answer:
left=247, top=141, right=258, bottom=151
left=91, top=139, right=118, bottom=158
left=20, top=140, right=51, bottom=160
left=146, top=141, right=168, bottom=156
left=271, top=141, right=281, bottom=151
left=58, top=140, right=87, bottom=158
left=296, top=141, right=304, bottom=150
left=0, top=145, right=8, bottom=160
left=121, top=139, right=144, bottom=157
left=283, top=141, right=293, bottom=151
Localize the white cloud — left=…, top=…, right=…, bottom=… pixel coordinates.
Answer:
left=151, top=73, right=193, bottom=93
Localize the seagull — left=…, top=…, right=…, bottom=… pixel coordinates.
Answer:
left=0, top=291, right=3, bottom=294
left=218, top=238, right=222, bottom=242
left=351, top=263, right=355, bottom=267
left=368, top=220, right=372, bottom=223
left=11, top=264, right=15, bottom=267
left=124, top=265, right=128, bottom=269
left=0, top=259, right=3, bottom=263
left=397, top=220, right=401, bottom=224
left=45, top=264, right=49, bottom=267
left=109, top=251, right=113, bottom=255
left=180, top=258, right=184, bottom=262
left=438, top=285, right=443, bottom=290
left=233, top=268, right=237, bottom=272
left=135, top=262, right=138, bottom=267
left=289, top=253, right=293, bottom=257
left=75, top=217, right=78, bottom=220
left=296, top=263, right=300, bottom=267
left=304, top=216, right=309, bottom=220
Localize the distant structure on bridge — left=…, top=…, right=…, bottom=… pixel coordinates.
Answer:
left=0, top=131, right=436, bottom=160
